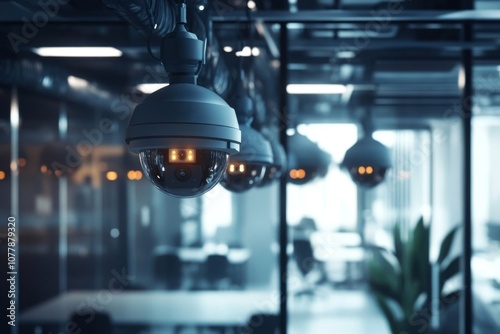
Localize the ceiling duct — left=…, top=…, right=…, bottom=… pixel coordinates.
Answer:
left=0, top=58, right=119, bottom=111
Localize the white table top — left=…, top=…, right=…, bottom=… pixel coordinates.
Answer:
left=309, top=231, right=365, bottom=262
left=20, top=290, right=278, bottom=327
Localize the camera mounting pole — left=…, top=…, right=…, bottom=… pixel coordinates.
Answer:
left=160, top=1, right=205, bottom=85
left=361, top=108, right=375, bottom=137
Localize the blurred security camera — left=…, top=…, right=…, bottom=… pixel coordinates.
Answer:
left=341, top=136, right=391, bottom=188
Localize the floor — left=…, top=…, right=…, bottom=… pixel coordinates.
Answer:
left=288, top=287, right=390, bottom=334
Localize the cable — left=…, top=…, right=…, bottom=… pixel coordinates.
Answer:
left=143, top=0, right=161, bottom=62
left=143, top=0, right=156, bottom=27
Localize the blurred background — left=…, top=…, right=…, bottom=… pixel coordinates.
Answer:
left=0, top=0, right=500, bottom=334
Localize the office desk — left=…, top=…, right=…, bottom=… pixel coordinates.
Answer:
left=154, top=246, right=251, bottom=264
left=153, top=247, right=251, bottom=288
left=20, top=290, right=278, bottom=328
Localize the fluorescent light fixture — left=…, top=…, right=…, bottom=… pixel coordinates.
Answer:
left=286, top=84, right=347, bottom=95
left=223, top=46, right=233, bottom=53
left=35, top=47, right=122, bottom=57
left=236, top=46, right=260, bottom=57
left=337, top=51, right=356, bottom=59
left=236, top=46, right=252, bottom=57
left=135, top=83, right=169, bottom=94
left=458, top=66, right=465, bottom=90
left=247, top=0, right=256, bottom=9
left=67, top=75, right=89, bottom=89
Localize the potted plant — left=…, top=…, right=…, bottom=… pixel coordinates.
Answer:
left=367, top=217, right=461, bottom=334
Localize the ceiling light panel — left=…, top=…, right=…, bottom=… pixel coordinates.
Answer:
left=287, top=84, right=347, bottom=94
left=34, top=47, right=123, bottom=57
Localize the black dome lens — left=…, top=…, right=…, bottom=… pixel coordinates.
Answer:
left=175, top=167, right=191, bottom=182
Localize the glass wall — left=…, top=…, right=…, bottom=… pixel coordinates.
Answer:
left=12, top=89, right=280, bottom=334
left=286, top=123, right=464, bottom=334
left=472, top=61, right=500, bottom=334
left=287, top=123, right=387, bottom=334
left=285, top=20, right=466, bottom=333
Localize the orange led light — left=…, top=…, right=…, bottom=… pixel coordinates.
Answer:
left=0, top=171, right=5, bottom=180
left=229, top=164, right=235, bottom=173
left=169, top=149, right=195, bottom=163
left=170, top=150, right=177, bottom=162
left=358, top=166, right=366, bottom=175
left=106, top=171, right=118, bottom=181
left=290, top=169, right=306, bottom=179
left=297, top=169, right=306, bottom=179
left=127, top=170, right=143, bottom=181
left=366, top=166, right=373, bottom=174
left=239, top=164, right=245, bottom=173
left=41, top=165, right=48, bottom=173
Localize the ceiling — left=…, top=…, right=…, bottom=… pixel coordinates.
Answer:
left=1, top=0, right=500, bottom=144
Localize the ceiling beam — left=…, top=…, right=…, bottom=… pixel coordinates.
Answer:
left=211, top=10, right=500, bottom=23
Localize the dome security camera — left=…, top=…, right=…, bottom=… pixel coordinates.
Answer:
left=126, top=2, right=241, bottom=197
left=257, top=131, right=287, bottom=187
left=287, top=133, right=331, bottom=186
left=341, top=136, right=392, bottom=188
left=219, top=87, right=273, bottom=192
left=220, top=125, right=273, bottom=192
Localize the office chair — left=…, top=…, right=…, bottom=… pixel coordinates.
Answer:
left=69, top=311, right=112, bottom=334
left=292, top=239, right=317, bottom=297
left=154, top=253, right=183, bottom=290
left=206, top=254, right=230, bottom=289
left=239, top=313, right=279, bottom=334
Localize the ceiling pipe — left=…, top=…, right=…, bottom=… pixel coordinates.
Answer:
left=0, top=58, right=120, bottom=111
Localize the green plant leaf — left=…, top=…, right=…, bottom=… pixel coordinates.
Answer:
left=439, top=256, right=461, bottom=292
left=409, top=217, right=430, bottom=298
left=368, top=250, right=401, bottom=304
left=437, top=226, right=460, bottom=264
left=394, top=222, right=404, bottom=265
left=403, top=279, right=421, bottom=315
left=365, top=244, right=395, bottom=255
left=369, top=217, right=462, bottom=334
left=370, top=249, right=399, bottom=271
left=374, top=292, right=401, bottom=334
left=370, top=280, right=400, bottom=304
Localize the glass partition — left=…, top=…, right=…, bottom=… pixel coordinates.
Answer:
left=472, top=61, right=500, bottom=334
left=15, top=24, right=281, bottom=334
left=285, top=19, right=465, bottom=333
